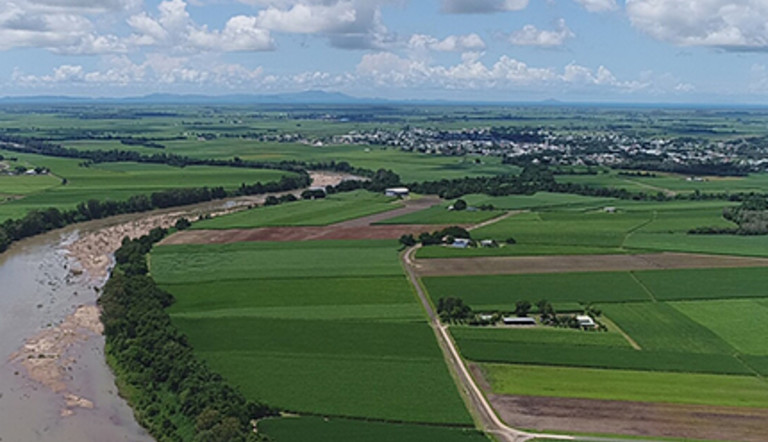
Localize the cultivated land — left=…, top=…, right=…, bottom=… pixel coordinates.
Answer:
left=0, top=148, right=295, bottom=221
left=7, top=104, right=768, bottom=441
left=152, top=208, right=474, bottom=427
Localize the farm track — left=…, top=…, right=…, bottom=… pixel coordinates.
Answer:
left=412, top=252, right=768, bottom=277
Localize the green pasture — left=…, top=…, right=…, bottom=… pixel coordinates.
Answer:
left=601, top=303, right=735, bottom=354
left=0, top=149, right=294, bottom=221
left=423, top=272, right=652, bottom=310
left=450, top=326, right=632, bottom=348
left=151, top=240, right=404, bottom=284
left=482, top=364, right=768, bottom=408
left=259, top=417, right=487, bottom=442
left=625, top=232, right=768, bottom=257
left=193, top=190, right=400, bottom=229
left=463, top=192, right=616, bottom=210
left=672, top=299, right=768, bottom=355
left=634, top=267, right=768, bottom=301
left=377, top=205, right=500, bottom=225
left=169, top=313, right=470, bottom=424
left=416, top=244, right=629, bottom=259
left=457, top=340, right=749, bottom=375
left=164, top=277, right=422, bottom=321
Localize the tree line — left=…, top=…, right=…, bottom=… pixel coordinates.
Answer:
left=101, top=228, right=272, bottom=441
left=0, top=173, right=310, bottom=254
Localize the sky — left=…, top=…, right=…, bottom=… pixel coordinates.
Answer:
left=3, top=0, right=768, bottom=103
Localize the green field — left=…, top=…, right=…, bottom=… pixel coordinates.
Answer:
left=451, top=326, right=632, bottom=348
left=153, top=237, right=473, bottom=425
left=423, top=272, right=652, bottom=310
left=672, top=299, right=768, bottom=355
left=0, top=149, right=294, bottom=221
left=377, top=205, right=500, bottom=225
left=600, top=302, right=735, bottom=353
left=634, top=267, right=768, bottom=301
left=192, top=190, right=400, bottom=229
left=482, top=364, right=768, bottom=408
left=463, top=192, right=616, bottom=210
left=152, top=240, right=405, bottom=284
left=259, top=417, right=488, bottom=442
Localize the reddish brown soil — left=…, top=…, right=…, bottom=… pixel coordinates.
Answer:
left=161, top=224, right=458, bottom=244
left=413, top=252, right=768, bottom=276
left=160, top=196, right=455, bottom=245
left=467, top=364, right=768, bottom=441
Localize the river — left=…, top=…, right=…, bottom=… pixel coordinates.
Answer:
left=0, top=227, right=151, bottom=442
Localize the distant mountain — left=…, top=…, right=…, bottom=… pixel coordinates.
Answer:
left=0, top=91, right=388, bottom=105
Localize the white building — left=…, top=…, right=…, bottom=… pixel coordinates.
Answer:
left=385, top=187, right=410, bottom=198
left=576, top=315, right=596, bottom=328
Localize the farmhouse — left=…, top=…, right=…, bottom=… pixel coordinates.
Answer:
left=451, top=238, right=471, bottom=248
left=385, top=187, right=410, bottom=198
left=604, top=206, right=617, bottom=213
left=480, top=239, right=497, bottom=248
left=503, top=317, right=536, bottom=326
left=576, top=315, right=596, bottom=329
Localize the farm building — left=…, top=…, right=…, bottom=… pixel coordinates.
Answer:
left=503, top=317, right=536, bottom=326
left=576, top=315, right=596, bottom=328
left=385, top=187, right=410, bottom=198
left=451, top=238, right=471, bottom=248
left=480, top=239, right=497, bottom=248
left=603, top=206, right=617, bottom=213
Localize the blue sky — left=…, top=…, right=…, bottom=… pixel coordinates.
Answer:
left=3, top=0, right=768, bottom=103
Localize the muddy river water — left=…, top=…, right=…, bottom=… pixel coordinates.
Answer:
left=0, top=172, right=349, bottom=441
left=0, top=227, right=151, bottom=442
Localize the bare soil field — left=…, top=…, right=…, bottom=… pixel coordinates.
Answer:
left=490, top=394, right=768, bottom=441
left=468, top=365, right=768, bottom=441
left=161, top=224, right=454, bottom=244
left=161, top=196, right=451, bottom=245
left=413, top=252, right=768, bottom=276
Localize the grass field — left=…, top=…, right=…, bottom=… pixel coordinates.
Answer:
left=376, top=205, right=500, bottom=225
left=153, top=237, right=474, bottom=425
left=192, top=190, right=400, bottom=229
left=462, top=192, right=616, bottom=210
left=258, top=417, right=488, bottom=442
left=416, top=244, right=630, bottom=259
left=600, top=303, right=735, bottom=354
left=460, top=340, right=750, bottom=374
left=152, top=240, right=405, bottom=284
left=450, top=326, right=632, bottom=348
left=0, top=149, right=295, bottom=221
left=625, top=232, right=768, bottom=257
left=481, top=364, right=768, bottom=408
left=672, top=299, right=768, bottom=355
left=634, top=267, right=768, bottom=301
left=423, top=272, right=652, bottom=310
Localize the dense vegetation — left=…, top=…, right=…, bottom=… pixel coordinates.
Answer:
left=100, top=229, right=273, bottom=441
left=0, top=173, right=310, bottom=253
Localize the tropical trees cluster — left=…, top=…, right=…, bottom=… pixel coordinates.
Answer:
left=100, top=229, right=273, bottom=441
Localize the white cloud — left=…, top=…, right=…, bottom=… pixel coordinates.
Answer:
left=442, top=0, right=529, bottom=14
left=408, top=33, right=486, bottom=52
left=0, top=1, right=127, bottom=54
left=573, top=0, right=617, bottom=12
left=128, top=0, right=275, bottom=52
left=627, top=0, right=768, bottom=50
left=509, top=19, right=574, bottom=47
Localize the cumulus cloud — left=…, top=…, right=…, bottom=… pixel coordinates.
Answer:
left=627, top=0, right=768, bottom=50
left=355, top=51, right=649, bottom=93
left=128, top=0, right=275, bottom=51
left=0, top=0, right=128, bottom=54
left=572, top=0, right=617, bottom=12
left=442, top=0, right=529, bottom=14
left=408, top=33, right=486, bottom=52
left=509, top=19, right=574, bottom=47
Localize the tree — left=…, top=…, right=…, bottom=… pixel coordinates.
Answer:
left=453, top=199, right=467, bottom=211
left=175, top=218, right=192, bottom=230
left=399, top=234, right=416, bottom=247
left=514, top=300, right=532, bottom=317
